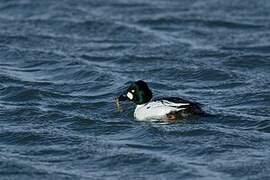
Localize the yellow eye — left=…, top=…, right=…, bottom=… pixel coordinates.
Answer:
left=131, top=89, right=135, bottom=93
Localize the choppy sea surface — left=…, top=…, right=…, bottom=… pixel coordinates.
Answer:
left=0, top=0, right=270, bottom=179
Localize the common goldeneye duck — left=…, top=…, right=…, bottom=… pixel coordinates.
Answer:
left=118, top=80, right=206, bottom=121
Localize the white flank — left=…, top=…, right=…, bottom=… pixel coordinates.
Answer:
left=134, top=101, right=187, bottom=121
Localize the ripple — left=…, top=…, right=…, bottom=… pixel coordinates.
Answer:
left=0, top=85, right=69, bottom=102
left=223, top=44, right=270, bottom=54
left=0, top=0, right=270, bottom=179
left=256, top=120, right=270, bottom=133
left=224, top=54, right=270, bottom=69
left=138, top=16, right=263, bottom=29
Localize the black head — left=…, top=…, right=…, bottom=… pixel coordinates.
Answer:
left=118, top=80, right=153, bottom=105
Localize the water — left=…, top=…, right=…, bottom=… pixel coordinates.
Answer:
left=0, top=0, right=270, bottom=179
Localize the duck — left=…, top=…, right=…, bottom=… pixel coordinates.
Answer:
left=117, top=80, right=207, bottom=121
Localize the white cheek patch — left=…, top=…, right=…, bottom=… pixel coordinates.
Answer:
left=127, top=92, right=133, bottom=100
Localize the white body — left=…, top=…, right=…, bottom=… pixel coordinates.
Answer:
left=134, top=100, right=189, bottom=121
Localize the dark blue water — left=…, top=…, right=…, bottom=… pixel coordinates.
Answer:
left=0, top=0, right=270, bottom=179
